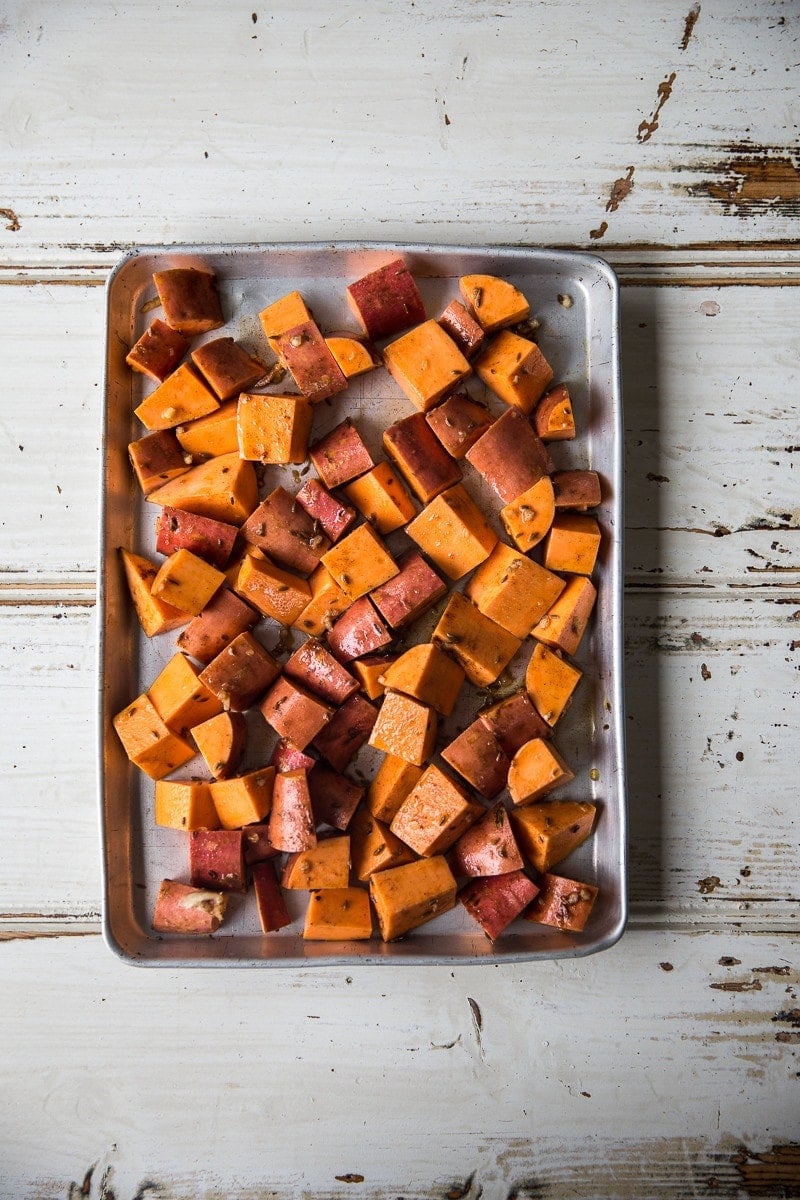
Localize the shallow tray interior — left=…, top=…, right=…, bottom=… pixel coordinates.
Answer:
left=99, top=242, right=626, bottom=966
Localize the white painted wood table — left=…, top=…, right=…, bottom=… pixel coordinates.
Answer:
left=1, top=2, right=798, bottom=1196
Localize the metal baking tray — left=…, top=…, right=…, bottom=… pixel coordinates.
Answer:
left=98, top=243, right=626, bottom=966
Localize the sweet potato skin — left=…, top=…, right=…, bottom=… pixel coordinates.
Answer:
left=346, top=258, right=426, bottom=341
left=152, top=879, right=228, bottom=934
left=268, top=769, right=317, bottom=852
left=459, top=870, right=539, bottom=940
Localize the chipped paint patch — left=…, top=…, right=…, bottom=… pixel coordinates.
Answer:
left=700, top=300, right=721, bottom=316
left=692, top=144, right=800, bottom=217
left=605, top=166, right=635, bottom=213
left=0, top=207, right=21, bottom=232
left=589, top=220, right=608, bottom=240
left=733, top=1144, right=800, bottom=1195
left=637, top=72, right=677, bottom=143
left=680, top=3, right=701, bottom=51
left=709, top=977, right=763, bottom=993
left=698, top=875, right=722, bottom=894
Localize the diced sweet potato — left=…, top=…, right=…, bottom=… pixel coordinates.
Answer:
left=155, top=506, right=238, bottom=569
left=252, top=859, right=292, bottom=932
left=425, top=391, right=493, bottom=459
left=119, top=549, right=189, bottom=638
left=368, top=691, right=436, bottom=767
left=511, top=800, right=596, bottom=873
left=147, top=453, right=259, bottom=525
left=274, top=320, right=348, bottom=404
left=478, top=690, right=552, bottom=754
left=147, top=651, right=223, bottom=734
left=259, top=290, right=313, bottom=358
left=437, top=300, right=485, bottom=359
left=321, top=523, right=398, bottom=601
left=343, top=462, right=417, bottom=535
left=459, top=274, right=530, bottom=333
left=379, top=643, right=464, bottom=717
left=465, top=408, right=553, bottom=505
left=192, top=710, right=247, bottom=780
left=189, top=829, right=247, bottom=891
left=237, top=393, right=313, bottom=464
left=325, top=335, right=378, bottom=379
left=135, top=363, right=220, bottom=431
left=309, top=419, right=374, bottom=489
left=152, top=879, right=228, bottom=934
left=534, top=383, right=576, bottom=442
left=128, top=430, right=192, bottom=495
left=532, top=575, right=597, bottom=656
left=382, top=320, right=471, bottom=412
left=175, top=400, right=239, bottom=459
left=367, top=754, right=424, bottom=824
left=151, top=548, right=225, bottom=615
left=525, top=642, right=583, bottom=727
left=449, top=803, right=523, bottom=877
left=242, top=486, right=330, bottom=575
left=112, top=694, right=195, bottom=780
left=176, top=587, right=258, bottom=665
left=369, top=856, right=456, bottom=940
left=352, top=654, right=395, bottom=700
left=307, top=763, right=364, bottom=831
left=312, top=693, right=378, bottom=772
left=475, top=331, right=553, bottom=413
left=126, top=318, right=190, bottom=382
left=432, top=592, right=521, bottom=687
left=198, top=631, right=281, bottom=712
left=303, top=887, right=373, bottom=940
left=268, top=769, right=317, bottom=852
left=285, top=638, right=359, bottom=705
left=154, top=780, right=219, bottom=832
left=459, top=870, right=538, bottom=941
left=191, top=337, right=264, bottom=400
left=209, top=768, right=275, bottom=829
left=235, top=555, right=312, bottom=626
left=465, top=542, right=565, bottom=638
left=390, top=763, right=482, bottom=857
left=383, top=412, right=461, bottom=504
left=153, top=267, right=223, bottom=336
left=259, top=676, right=333, bottom=750
left=370, top=550, right=447, bottom=629
left=406, top=484, right=497, bottom=581
left=242, top=823, right=279, bottom=865
left=325, top=596, right=392, bottom=662
left=349, top=807, right=417, bottom=880
left=542, top=514, right=601, bottom=576
left=440, top=719, right=510, bottom=799
left=500, top=476, right=556, bottom=552
left=552, top=469, right=602, bottom=511
left=295, top=479, right=356, bottom=543
left=507, top=738, right=574, bottom=806
left=292, top=565, right=350, bottom=636
left=523, top=873, right=598, bottom=932
left=346, top=258, right=426, bottom=341
left=271, top=738, right=317, bottom=774
left=283, top=835, right=351, bottom=889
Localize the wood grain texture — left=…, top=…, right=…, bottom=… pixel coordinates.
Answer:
left=0, top=930, right=796, bottom=1198
left=0, top=0, right=798, bottom=266
left=1, top=596, right=797, bottom=924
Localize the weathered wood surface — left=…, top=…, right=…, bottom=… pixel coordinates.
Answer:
left=0, top=1, right=799, bottom=267
left=0, top=930, right=797, bottom=1199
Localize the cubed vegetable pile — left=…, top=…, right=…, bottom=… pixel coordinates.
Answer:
left=114, top=257, right=603, bottom=945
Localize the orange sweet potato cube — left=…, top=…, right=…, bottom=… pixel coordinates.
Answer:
left=507, top=738, right=574, bottom=806
left=511, top=800, right=596, bottom=873
left=282, top=836, right=351, bottom=889
left=175, top=400, right=239, bottom=459
left=237, top=392, right=313, bottom=464
left=459, top=274, right=530, bottom=333
left=368, top=691, right=437, bottom=767
left=325, top=335, right=377, bottom=379
left=153, top=267, right=223, bottom=336
left=303, top=887, right=373, bottom=940
left=154, top=780, right=219, bottom=831
left=534, top=383, right=576, bottom=442
left=119, top=549, right=189, bottom=637
left=112, top=694, right=195, bottom=780
left=321, top=523, right=398, bottom=601
left=367, top=754, right=424, bottom=823
left=209, top=767, right=275, bottom=829
left=542, top=514, right=601, bottom=576
left=465, top=543, right=565, bottom=638
left=352, top=654, right=395, bottom=700
left=134, top=363, right=220, bottom=431
left=525, top=642, right=582, bottom=727
left=235, top=554, right=312, bottom=626
left=500, top=477, right=556, bottom=552
left=382, top=320, right=471, bottom=412
left=291, top=564, right=350, bottom=636
left=146, top=453, right=259, bottom=525
left=524, top=873, right=599, bottom=933
left=405, top=484, right=497, bottom=581
left=390, top=764, right=482, bottom=857
left=475, top=331, right=553, bottom=414
left=349, top=807, right=417, bottom=881
left=369, top=856, right=457, bottom=940
left=532, top=575, right=597, bottom=656
left=192, top=711, right=247, bottom=780
left=343, top=463, right=416, bottom=535
left=259, top=290, right=313, bottom=359
left=151, top=548, right=225, bottom=615
left=147, top=651, right=223, bottom=734
left=378, top=643, right=464, bottom=717
left=432, top=592, right=522, bottom=687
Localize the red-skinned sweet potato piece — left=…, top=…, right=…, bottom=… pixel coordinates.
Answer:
left=466, top=408, right=554, bottom=504
left=126, top=318, right=190, bottom=382
left=285, top=638, right=359, bottom=706
left=533, top=383, right=576, bottom=442
left=437, top=300, right=485, bottom=359
left=425, top=392, right=493, bottom=460
left=153, top=267, right=224, bottom=336
left=308, top=763, right=364, bottom=831
left=459, top=870, right=539, bottom=941
left=312, top=693, right=378, bottom=772
left=274, top=320, right=348, bottom=403
left=242, top=487, right=330, bottom=576
left=270, top=738, right=317, bottom=774
left=176, top=588, right=258, bottom=665
left=478, top=690, right=552, bottom=754
left=346, top=258, right=426, bottom=341
left=524, top=873, right=598, bottom=932
left=326, top=596, right=392, bottom=663
left=191, top=336, right=265, bottom=400
left=189, top=829, right=247, bottom=892
left=268, top=769, right=317, bottom=852
left=309, top=419, right=375, bottom=489
left=450, top=804, right=524, bottom=877
left=198, top=631, right=281, bottom=712
left=552, top=469, right=602, bottom=511
left=252, top=860, right=292, bottom=932
left=383, top=412, right=462, bottom=504
left=440, top=719, right=510, bottom=799
left=259, top=676, right=334, bottom=750
left=370, top=550, right=448, bottom=629
left=241, top=823, right=279, bottom=865
left=155, top=506, right=238, bottom=569
left=128, top=430, right=192, bottom=496
left=152, top=879, right=228, bottom=934
left=295, top=479, right=356, bottom=543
